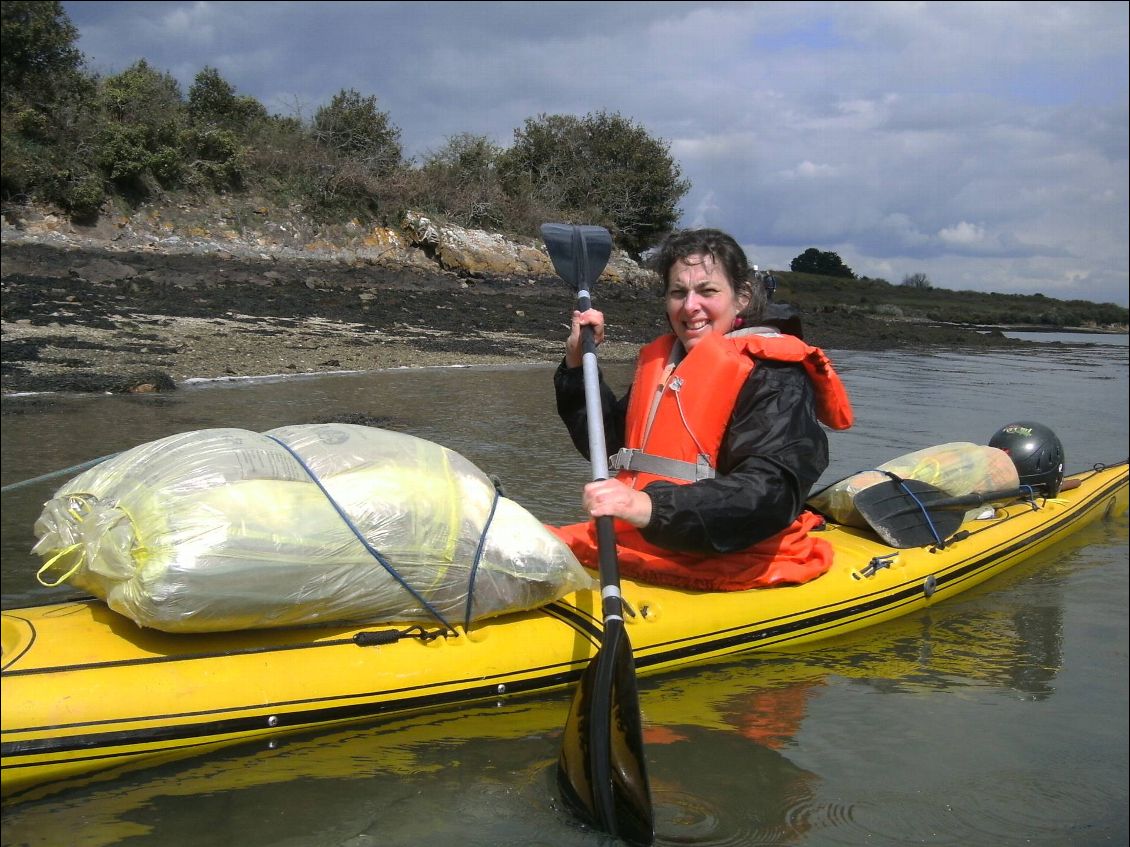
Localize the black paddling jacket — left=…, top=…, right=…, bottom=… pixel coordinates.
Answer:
left=553, top=358, right=829, bottom=555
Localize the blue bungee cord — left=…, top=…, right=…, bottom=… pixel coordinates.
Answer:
left=463, top=484, right=501, bottom=632
left=885, top=473, right=947, bottom=546
left=264, top=434, right=459, bottom=634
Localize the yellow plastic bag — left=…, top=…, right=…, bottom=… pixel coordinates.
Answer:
left=808, top=442, right=1020, bottom=527
left=33, top=424, right=594, bottom=633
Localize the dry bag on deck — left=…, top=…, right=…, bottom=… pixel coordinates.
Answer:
left=32, top=424, right=594, bottom=633
left=808, top=442, right=1020, bottom=527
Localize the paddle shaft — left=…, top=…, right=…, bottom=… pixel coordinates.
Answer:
left=573, top=260, right=652, bottom=843
left=577, top=290, right=625, bottom=620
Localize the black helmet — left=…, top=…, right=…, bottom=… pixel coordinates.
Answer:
left=989, top=421, right=1064, bottom=496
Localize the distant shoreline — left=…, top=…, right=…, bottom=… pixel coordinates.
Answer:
left=965, top=323, right=1127, bottom=335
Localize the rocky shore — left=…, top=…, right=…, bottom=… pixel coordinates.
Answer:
left=1, top=205, right=1033, bottom=396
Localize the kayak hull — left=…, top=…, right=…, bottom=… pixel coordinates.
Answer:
left=3, top=461, right=1127, bottom=798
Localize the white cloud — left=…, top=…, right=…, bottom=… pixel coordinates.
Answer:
left=781, top=160, right=837, bottom=180
left=938, top=222, right=985, bottom=246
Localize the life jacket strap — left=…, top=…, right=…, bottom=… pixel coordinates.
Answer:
left=609, top=447, right=716, bottom=482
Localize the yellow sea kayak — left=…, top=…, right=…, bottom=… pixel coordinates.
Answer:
left=3, top=461, right=1126, bottom=799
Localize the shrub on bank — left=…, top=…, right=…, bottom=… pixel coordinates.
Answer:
left=0, top=2, right=689, bottom=257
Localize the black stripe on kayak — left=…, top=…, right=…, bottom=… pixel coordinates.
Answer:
left=1, top=657, right=586, bottom=760
left=542, top=600, right=603, bottom=645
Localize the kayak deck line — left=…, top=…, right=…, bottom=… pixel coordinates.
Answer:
left=2, top=623, right=592, bottom=736
left=4, top=652, right=586, bottom=742
left=0, top=628, right=365, bottom=677
left=4, top=658, right=587, bottom=757
left=2, top=461, right=1127, bottom=798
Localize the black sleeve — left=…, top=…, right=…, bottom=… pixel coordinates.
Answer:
left=554, top=359, right=630, bottom=460
left=639, top=361, right=829, bottom=554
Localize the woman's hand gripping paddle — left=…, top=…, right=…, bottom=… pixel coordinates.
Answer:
left=541, top=223, right=654, bottom=846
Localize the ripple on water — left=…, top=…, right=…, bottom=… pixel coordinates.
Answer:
left=787, top=767, right=1128, bottom=847
left=650, top=783, right=859, bottom=846
left=651, top=787, right=750, bottom=846
left=942, top=766, right=1129, bottom=845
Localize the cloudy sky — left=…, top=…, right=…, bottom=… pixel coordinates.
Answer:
left=61, top=1, right=1128, bottom=306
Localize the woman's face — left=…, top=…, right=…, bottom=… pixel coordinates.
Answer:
left=665, top=253, right=748, bottom=351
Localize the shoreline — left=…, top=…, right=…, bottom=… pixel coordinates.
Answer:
left=0, top=238, right=648, bottom=395
left=0, top=236, right=1111, bottom=397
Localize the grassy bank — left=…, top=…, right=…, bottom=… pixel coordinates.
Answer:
left=770, top=271, right=1127, bottom=333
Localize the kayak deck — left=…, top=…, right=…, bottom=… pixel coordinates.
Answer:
left=3, top=461, right=1127, bottom=797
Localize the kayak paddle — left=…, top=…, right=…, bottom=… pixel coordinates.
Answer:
left=853, top=476, right=1077, bottom=548
left=541, top=223, right=654, bottom=846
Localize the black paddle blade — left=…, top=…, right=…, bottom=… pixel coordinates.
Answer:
left=541, top=223, right=614, bottom=296
left=558, top=619, right=654, bottom=846
left=853, top=478, right=969, bottom=548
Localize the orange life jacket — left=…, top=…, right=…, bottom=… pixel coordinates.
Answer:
left=550, top=330, right=853, bottom=591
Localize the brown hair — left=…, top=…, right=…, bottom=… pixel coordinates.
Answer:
left=650, top=228, right=766, bottom=322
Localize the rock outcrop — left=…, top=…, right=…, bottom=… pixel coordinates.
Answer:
left=1, top=203, right=657, bottom=289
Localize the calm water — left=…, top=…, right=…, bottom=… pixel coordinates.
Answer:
left=2, top=339, right=1127, bottom=846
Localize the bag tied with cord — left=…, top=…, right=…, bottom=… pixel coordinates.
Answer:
left=32, top=424, right=594, bottom=633
left=808, top=442, right=1020, bottom=527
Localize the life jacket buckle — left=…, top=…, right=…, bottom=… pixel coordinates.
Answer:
left=609, top=448, right=715, bottom=481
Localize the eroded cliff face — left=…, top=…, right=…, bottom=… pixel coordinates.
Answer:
left=1, top=203, right=657, bottom=290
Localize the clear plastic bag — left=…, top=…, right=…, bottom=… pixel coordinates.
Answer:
left=808, top=442, right=1020, bottom=527
left=33, top=424, right=594, bottom=633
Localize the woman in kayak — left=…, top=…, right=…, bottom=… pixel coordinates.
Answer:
left=551, top=228, right=853, bottom=591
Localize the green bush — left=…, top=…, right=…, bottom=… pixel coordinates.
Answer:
left=313, top=89, right=402, bottom=175
left=499, top=111, right=689, bottom=255
left=60, top=170, right=106, bottom=219
left=1, top=1, right=85, bottom=111
left=182, top=127, right=246, bottom=190
left=414, top=133, right=508, bottom=230
left=790, top=248, right=856, bottom=278
left=188, top=66, right=266, bottom=131
left=96, top=124, right=156, bottom=184
left=92, top=61, right=186, bottom=195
